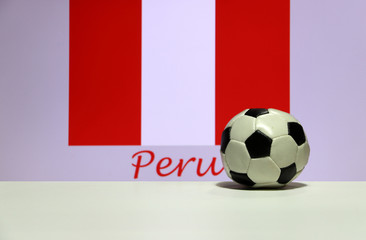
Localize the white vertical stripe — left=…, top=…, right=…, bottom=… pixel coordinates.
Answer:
left=290, top=0, right=366, bottom=180
left=141, top=0, right=215, bottom=145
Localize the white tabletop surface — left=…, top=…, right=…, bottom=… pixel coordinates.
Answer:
left=0, top=181, right=365, bottom=240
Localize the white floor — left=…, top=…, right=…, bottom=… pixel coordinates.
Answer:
left=0, top=181, right=365, bottom=240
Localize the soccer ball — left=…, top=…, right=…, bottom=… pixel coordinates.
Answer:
left=220, top=108, right=310, bottom=188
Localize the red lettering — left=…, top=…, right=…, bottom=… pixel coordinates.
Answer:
left=197, top=157, right=224, bottom=177
left=156, top=157, right=196, bottom=177
left=175, top=158, right=196, bottom=176
left=156, top=157, right=173, bottom=177
left=131, top=150, right=155, bottom=179
left=131, top=150, right=224, bottom=178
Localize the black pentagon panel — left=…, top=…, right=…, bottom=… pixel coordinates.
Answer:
left=230, top=171, right=255, bottom=187
left=245, top=108, right=269, bottom=118
left=220, top=127, right=231, bottom=153
left=288, top=122, right=306, bottom=146
left=245, top=130, right=272, bottom=158
left=277, top=163, right=297, bottom=184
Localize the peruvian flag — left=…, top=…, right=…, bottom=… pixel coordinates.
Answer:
left=69, top=0, right=289, bottom=146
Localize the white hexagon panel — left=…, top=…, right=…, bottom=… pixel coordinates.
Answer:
left=270, top=135, right=298, bottom=168
left=225, top=140, right=251, bottom=173
left=256, top=113, right=288, bottom=139
left=247, top=157, right=281, bottom=183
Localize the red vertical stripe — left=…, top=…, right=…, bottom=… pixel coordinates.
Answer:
left=215, top=0, right=290, bottom=145
left=69, top=0, right=141, bottom=145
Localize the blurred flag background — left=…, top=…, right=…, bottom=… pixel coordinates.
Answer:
left=0, top=0, right=365, bottom=180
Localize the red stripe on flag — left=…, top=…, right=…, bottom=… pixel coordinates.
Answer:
left=69, top=0, right=141, bottom=145
left=215, top=0, right=290, bottom=145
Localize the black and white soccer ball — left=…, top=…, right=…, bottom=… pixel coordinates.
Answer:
left=220, top=108, right=310, bottom=188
